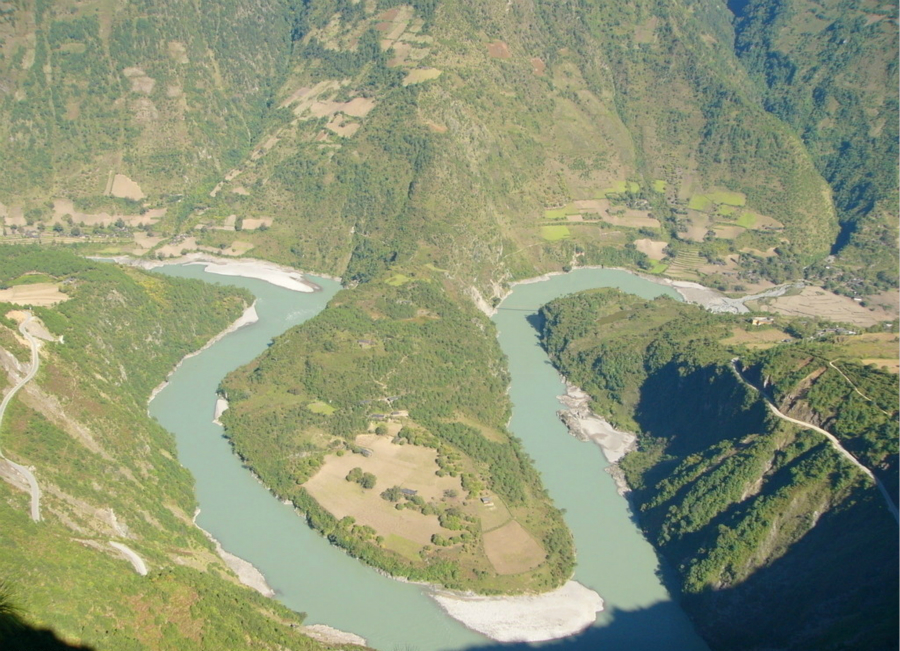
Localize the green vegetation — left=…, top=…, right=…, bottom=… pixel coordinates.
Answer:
left=732, top=0, right=899, bottom=294
left=0, top=247, right=339, bottom=650
left=0, top=0, right=894, bottom=642
left=307, top=400, right=337, bottom=415
left=540, top=225, right=571, bottom=241
left=346, top=467, right=377, bottom=489
left=705, top=190, right=745, bottom=207
left=734, top=211, right=755, bottom=228
left=688, top=195, right=713, bottom=211
left=220, top=274, right=574, bottom=593
left=1, top=0, right=866, bottom=292
left=539, top=288, right=898, bottom=650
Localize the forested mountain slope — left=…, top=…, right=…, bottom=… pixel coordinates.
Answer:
left=0, top=248, right=347, bottom=651
left=539, top=289, right=898, bottom=651
left=731, top=0, right=899, bottom=295
left=1, top=0, right=873, bottom=295
left=0, top=0, right=293, bottom=204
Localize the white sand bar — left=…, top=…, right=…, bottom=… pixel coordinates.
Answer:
left=213, top=397, right=229, bottom=425
left=558, top=383, right=636, bottom=463
left=191, top=259, right=316, bottom=292
left=431, top=580, right=603, bottom=642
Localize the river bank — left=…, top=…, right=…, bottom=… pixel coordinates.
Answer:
left=556, top=382, right=637, bottom=498
left=109, top=252, right=336, bottom=292
left=147, top=301, right=259, bottom=406
left=474, top=265, right=802, bottom=318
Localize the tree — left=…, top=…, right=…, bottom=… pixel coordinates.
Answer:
left=381, top=485, right=402, bottom=502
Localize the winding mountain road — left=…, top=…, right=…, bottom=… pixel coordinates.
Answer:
left=0, top=314, right=42, bottom=522
left=731, top=359, right=898, bottom=524
left=110, top=541, right=149, bottom=576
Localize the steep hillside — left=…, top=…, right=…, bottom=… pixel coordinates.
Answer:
left=539, top=288, right=898, bottom=650
left=731, top=0, right=899, bottom=295
left=0, top=248, right=348, bottom=650
left=1, top=0, right=860, bottom=296
left=186, top=0, right=838, bottom=290
left=0, top=0, right=293, bottom=206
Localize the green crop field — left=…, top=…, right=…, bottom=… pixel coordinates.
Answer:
left=689, top=195, right=713, bottom=211
left=307, top=401, right=337, bottom=415
left=540, top=225, right=572, bottom=241
left=706, top=190, right=746, bottom=206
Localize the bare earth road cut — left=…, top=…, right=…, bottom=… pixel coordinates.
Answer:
left=731, top=359, right=899, bottom=524
left=0, top=314, right=42, bottom=521
left=109, top=541, right=149, bottom=576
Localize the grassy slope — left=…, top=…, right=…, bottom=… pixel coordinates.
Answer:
left=0, top=0, right=293, bottom=208
left=0, top=248, right=346, bottom=650
left=538, top=288, right=898, bottom=650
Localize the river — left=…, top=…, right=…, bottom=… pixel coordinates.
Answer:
left=149, top=263, right=707, bottom=651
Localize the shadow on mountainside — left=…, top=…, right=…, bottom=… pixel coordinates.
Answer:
left=684, top=485, right=899, bottom=651
left=1, top=584, right=94, bottom=651
left=1, top=616, right=95, bottom=651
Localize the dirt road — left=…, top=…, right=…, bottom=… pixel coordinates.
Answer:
left=0, top=315, right=42, bottom=522
left=731, top=359, right=898, bottom=523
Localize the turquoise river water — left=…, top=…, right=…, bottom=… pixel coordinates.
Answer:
left=149, top=264, right=708, bottom=651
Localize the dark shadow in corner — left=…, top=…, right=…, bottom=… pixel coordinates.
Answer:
left=1, top=586, right=94, bottom=651
left=1, top=618, right=95, bottom=651
left=454, top=600, right=706, bottom=651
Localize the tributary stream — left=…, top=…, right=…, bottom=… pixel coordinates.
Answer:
left=149, top=264, right=708, bottom=651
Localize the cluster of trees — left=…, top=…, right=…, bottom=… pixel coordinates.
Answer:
left=345, top=467, right=377, bottom=489
left=747, top=343, right=899, bottom=499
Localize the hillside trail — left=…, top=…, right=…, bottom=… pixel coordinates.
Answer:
left=731, top=359, right=899, bottom=524
left=0, top=314, right=42, bottom=522
left=827, top=359, right=892, bottom=417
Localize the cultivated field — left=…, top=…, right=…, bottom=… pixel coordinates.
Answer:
left=51, top=199, right=163, bottom=227
left=0, top=283, right=68, bottom=306
left=753, top=286, right=888, bottom=327
left=482, top=520, right=545, bottom=575
left=836, top=333, right=899, bottom=373
left=403, top=68, right=442, bottom=86
left=109, top=173, right=146, bottom=200
left=634, top=238, right=667, bottom=260
left=304, top=434, right=462, bottom=549
left=720, top=327, right=791, bottom=350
